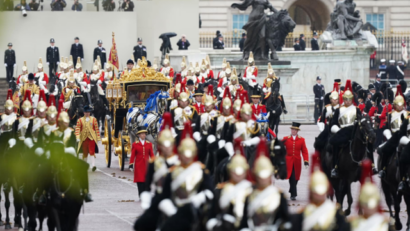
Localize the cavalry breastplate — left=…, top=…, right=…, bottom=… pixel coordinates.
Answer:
left=153, top=157, right=168, bottom=194
left=325, top=105, right=333, bottom=121
left=248, top=187, right=281, bottom=229
left=44, top=124, right=57, bottom=137
left=338, top=106, right=357, bottom=128
left=0, top=113, right=16, bottom=133
left=200, top=113, right=211, bottom=135
left=391, top=110, right=405, bottom=133
left=174, top=107, right=187, bottom=130
left=234, top=121, right=251, bottom=140
left=220, top=182, right=253, bottom=228
left=18, top=117, right=30, bottom=140
left=171, top=165, right=203, bottom=207
left=229, top=85, right=241, bottom=97
left=32, top=118, right=47, bottom=142
left=54, top=128, right=73, bottom=146
left=216, top=116, right=230, bottom=139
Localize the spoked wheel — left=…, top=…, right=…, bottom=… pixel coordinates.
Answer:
left=103, top=118, right=112, bottom=168
left=115, top=133, right=124, bottom=170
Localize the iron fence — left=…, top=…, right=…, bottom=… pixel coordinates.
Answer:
left=371, top=30, right=410, bottom=68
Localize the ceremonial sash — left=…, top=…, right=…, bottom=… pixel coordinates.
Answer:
left=354, top=214, right=388, bottom=231
left=302, top=200, right=336, bottom=231
left=153, top=159, right=167, bottom=184
left=217, top=118, right=225, bottom=131
left=0, top=113, right=16, bottom=128
left=219, top=180, right=252, bottom=209
left=200, top=113, right=209, bottom=127
left=171, top=162, right=202, bottom=192
left=18, top=118, right=30, bottom=131
left=248, top=185, right=280, bottom=217
left=45, top=124, right=57, bottom=136
left=32, top=119, right=45, bottom=133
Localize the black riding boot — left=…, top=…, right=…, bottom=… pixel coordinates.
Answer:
left=331, top=147, right=339, bottom=178
left=367, top=144, right=378, bottom=174
left=399, top=157, right=407, bottom=193
left=83, top=189, right=93, bottom=202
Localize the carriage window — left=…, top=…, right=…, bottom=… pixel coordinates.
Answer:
left=127, top=85, right=167, bottom=102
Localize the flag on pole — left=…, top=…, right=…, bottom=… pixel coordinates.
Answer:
left=402, top=38, right=409, bottom=64
left=109, top=32, right=119, bottom=71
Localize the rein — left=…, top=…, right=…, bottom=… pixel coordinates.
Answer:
left=53, top=166, right=73, bottom=199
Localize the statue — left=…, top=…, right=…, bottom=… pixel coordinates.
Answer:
left=159, top=32, right=177, bottom=64
left=326, top=0, right=363, bottom=40
left=231, top=0, right=295, bottom=61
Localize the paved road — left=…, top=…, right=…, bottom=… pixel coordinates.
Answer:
left=0, top=124, right=409, bottom=230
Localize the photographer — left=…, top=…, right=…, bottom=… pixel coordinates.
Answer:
left=29, top=0, right=39, bottom=10
left=176, top=35, right=190, bottom=50
left=102, top=0, right=115, bottom=11
left=14, top=0, right=30, bottom=11
left=51, top=0, right=66, bottom=11
left=121, top=0, right=133, bottom=11
left=71, top=0, right=82, bottom=11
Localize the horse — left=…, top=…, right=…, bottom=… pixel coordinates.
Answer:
left=68, top=90, right=85, bottom=128
left=87, top=79, right=108, bottom=136
left=399, top=139, right=410, bottom=231
left=335, top=115, right=376, bottom=216
left=257, top=112, right=270, bottom=137
left=264, top=80, right=283, bottom=136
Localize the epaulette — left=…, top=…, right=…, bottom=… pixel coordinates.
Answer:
left=146, top=140, right=150, bottom=143
left=288, top=135, right=291, bottom=138
left=135, top=140, right=139, bottom=144
left=298, top=135, right=301, bottom=138
left=170, top=106, right=178, bottom=110
left=216, top=182, right=225, bottom=189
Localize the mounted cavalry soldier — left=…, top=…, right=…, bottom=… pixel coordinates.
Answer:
left=37, top=95, right=58, bottom=146
left=134, top=113, right=179, bottom=231
left=157, top=124, right=213, bottom=231
left=378, top=84, right=407, bottom=181
left=349, top=159, right=391, bottom=231
left=160, top=54, right=174, bottom=78
left=214, top=87, right=234, bottom=140
left=32, top=90, right=48, bottom=143
left=170, top=91, right=199, bottom=144
left=329, top=79, right=362, bottom=178
left=198, top=60, right=208, bottom=85
left=180, top=56, right=188, bottom=78
left=291, top=152, right=350, bottom=231
left=217, top=62, right=231, bottom=98
left=74, top=57, right=87, bottom=84
left=61, top=73, right=81, bottom=110
left=317, top=81, right=340, bottom=133
left=34, top=58, right=49, bottom=94
left=17, top=90, right=34, bottom=141
left=207, top=138, right=253, bottom=231
left=205, top=55, right=214, bottom=79
left=243, top=51, right=258, bottom=87
left=0, top=89, right=18, bottom=153
left=168, top=74, right=184, bottom=111
left=19, top=73, right=40, bottom=113
left=228, top=68, right=244, bottom=99
left=262, top=63, right=278, bottom=95
left=217, top=58, right=227, bottom=79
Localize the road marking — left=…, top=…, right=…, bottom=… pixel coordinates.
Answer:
left=105, top=209, right=134, bottom=225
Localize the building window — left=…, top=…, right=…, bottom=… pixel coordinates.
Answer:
left=232, top=14, right=249, bottom=30
left=366, top=14, right=384, bottom=30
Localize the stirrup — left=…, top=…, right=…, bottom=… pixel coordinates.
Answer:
left=331, top=168, right=339, bottom=178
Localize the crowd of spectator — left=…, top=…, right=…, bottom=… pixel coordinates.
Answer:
left=0, top=0, right=134, bottom=11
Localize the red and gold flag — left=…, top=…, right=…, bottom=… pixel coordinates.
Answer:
left=109, top=32, right=119, bottom=71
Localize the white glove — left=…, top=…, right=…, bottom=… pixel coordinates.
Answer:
left=4, top=63, right=7, bottom=67
left=191, top=190, right=213, bottom=208
left=320, top=97, right=324, bottom=100
left=400, top=136, right=410, bottom=146
left=8, top=138, right=16, bottom=148
left=57, top=62, right=60, bottom=65
left=225, top=142, right=234, bottom=157
left=331, top=125, right=340, bottom=134
left=158, top=199, right=177, bottom=217
left=318, top=122, right=325, bottom=132
left=193, top=131, right=201, bottom=142
left=207, top=135, right=216, bottom=144
left=13, top=64, right=16, bottom=67
left=140, top=191, right=152, bottom=211
left=81, top=58, right=84, bottom=62
left=383, top=130, right=392, bottom=140
left=242, top=137, right=260, bottom=147
left=47, top=62, right=49, bottom=66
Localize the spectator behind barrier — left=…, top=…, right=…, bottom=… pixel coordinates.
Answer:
left=14, top=0, right=30, bottom=11
left=72, top=0, right=82, bottom=11
left=121, top=0, right=133, bottom=11
left=28, top=0, right=39, bottom=10
left=102, top=0, right=115, bottom=11
left=51, top=0, right=67, bottom=10
left=177, top=35, right=190, bottom=50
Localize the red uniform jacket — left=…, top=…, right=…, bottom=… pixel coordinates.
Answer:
left=358, top=103, right=365, bottom=113
left=99, top=71, right=105, bottom=82
left=130, top=140, right=154, bottom=183
left=35, top=72, right=49, bottom=84
left=368, top=106, right=377, bottom=117
left=243, top=66, right=258, bottom=83
left=192, top=102, right=205, bottom=114
left=160, top=67, right=174, bottom=78
left=207, top=70, right=214, bottom=79
left=379, top=104, right=392, bottom=129
left=282, top=135, right=309, bottom=181
left=251, top=104, right=267, bottom=120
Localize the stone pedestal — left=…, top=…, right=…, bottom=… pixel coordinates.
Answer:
left=206, top=46, right=375, bottom=122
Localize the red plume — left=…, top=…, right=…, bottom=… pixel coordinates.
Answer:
left=57, top=99, right=64, bottom=119
left=39, top=89, right=47, bottom=103
left=359, top=159, right=373, bottom=185
left=207, top=85, right=214, bottom=96
left=160, top=112, right=173, bottom=131
left=333, top=82, right=339, bottom=92
left=6, top=89, right=13, bottom=100
left=240, top=90, right=249, bottom=104
left=234, top=88, right=242, bottom=100
left=180, top=83, right=186, bottom=93
left=310, top=150, right=321, bottom=174
left=249, top=137, right=268, bottom=182
left=396, top=85, right=406, bottom=105
left=23, top=90, right=32, bottom=103
left=48, top=94, right=56, bottom=107
left=179, top=121, right=193, bottom=145
left=344, top=79, right=353, bottom=94
left=175, top=73, right=182, bottom=84
left=233, top=137, right=246, bottom=158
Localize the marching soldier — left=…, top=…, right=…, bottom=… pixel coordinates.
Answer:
left=157, top=123, right=213, bottom=231
left=46, top=38, right=60, bottom=79
left=34, top=58, right=49, bottom=93
left=4, top=43, right=16, bottom=83
left=32, top=90, right=48, bottom=143
left=349, top=159, right=391, bottom=231
left=262, top=63, right=278, bottom=95
left=282, top=122, right=309, bottom=200
left=329, top=80, right=362, bottom=178
left=75, top=105, right=101, bottom=171
left=133, top=38, right=147, bottom=62
left=0, top=89, right=18, bottom=153
left=129, top=126, right=154, bottom=196
left=170, top=91, right=199, bottom=144
left=357, top=89, right=367, bottom=113
left=240, top=138, right=291, bottom=230
left=134, top=113, right=179, bottom=231
left=317, top=81, right=340, bottom=133
left=378, top=84, right=407, bottom=180
left=93, top=40, right=106, bottom=67
left=17, top=61, right=29, bottom=88
left=291, top=152, right=350, bottom=231
left=70, top=37, right=84, bottom=67
left=374, top=74, right=382, bottom=92
left=313, top=76, right=325, bottom=122
left=161, top=54, right=174, bottom=78
left=60, top=73, right=81, bottom=110
left=17, top=90, right=34, bottom=141
left=207, top=138, right=253, bottom=231
left=379, top=59, right=387, bottom=80
left=243, top=52, right=258, bottom=87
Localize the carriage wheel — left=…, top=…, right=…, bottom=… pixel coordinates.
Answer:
left=115, top=133, right=124, bottom=170
left=103, top=119, right=112, bottom=168
left=120, top=136, right=127, bottom=171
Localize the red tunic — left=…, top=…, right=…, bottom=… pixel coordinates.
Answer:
left=243, top=66, right=258, bottom=83
left=379, top=104, right=392, bottom=129
left=368, top=106, right=377, bottom=117
left=251, top=104, right=267, bottom=120
left=282, top=135, right=309, bottom=180
left=160, top=67, right=175, bottom=78
left=207, top=70, right=214, bottom=79
left=358, top=103, right=365, bottom=113
left=192, top=102, right=205, bottom=114
left=130, top=140, right=154, bottom=182
left=35, top=72, right=49, bottom=84
left=99, top=71, right=105, bottom=82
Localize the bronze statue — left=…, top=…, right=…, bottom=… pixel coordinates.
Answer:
left=231, top=0, right=295, bottom=60
left=326, top=0, right=363, bottom=40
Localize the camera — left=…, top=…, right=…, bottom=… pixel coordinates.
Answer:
left=21, top=6, right=27, bottom=16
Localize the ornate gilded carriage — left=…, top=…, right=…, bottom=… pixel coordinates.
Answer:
left=102, top=59, right=171, bottom=170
